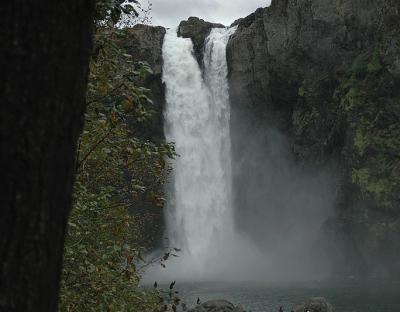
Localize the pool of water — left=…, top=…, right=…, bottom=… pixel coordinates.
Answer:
left=166, top=279, right=400, bottom=312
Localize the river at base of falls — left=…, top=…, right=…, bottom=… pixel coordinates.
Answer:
left=158, top=279, right=400, bottom=312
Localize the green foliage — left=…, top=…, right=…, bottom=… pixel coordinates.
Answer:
left=367, top=50, right=383, bottom=73
left=59, top=181, right=157, bottom=311
left=293, top=105, right=320, bottom=132
left=298, top=86, right=306, bottom=97
left=59, top=2, right=179, bottom=311
left=352, top=167, right=395, bottom=206
left=336, top=52, right=400, bottom=208
left=95, top=0, right=139, bottom=25
left=351, top=55, right=369, bottom=78
left=95, top=0, right=152, bottom=27
left=291, top=74, right=340, bottom=164
left=353, top=121, right=369, bottom=156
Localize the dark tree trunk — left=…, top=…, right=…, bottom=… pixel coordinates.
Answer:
left=0, top=1, right=95, bottom=311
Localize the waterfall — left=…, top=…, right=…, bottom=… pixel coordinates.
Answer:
left=157, top=27, right=242, bottom=280
left=145, top=26, right=335, bottom=285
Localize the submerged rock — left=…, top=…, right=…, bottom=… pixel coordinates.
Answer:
left=294, top=297, right=334, bottom=312
left=188, top=300, right=246, bottom=312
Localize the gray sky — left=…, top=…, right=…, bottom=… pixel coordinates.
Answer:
left=149, top=0, right=271, bottom=28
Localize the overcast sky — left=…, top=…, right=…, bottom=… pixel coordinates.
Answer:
left=148, top=0, right=271, bottom=28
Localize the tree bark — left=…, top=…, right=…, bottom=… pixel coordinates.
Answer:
left=0, top=1, right=95, bottom=311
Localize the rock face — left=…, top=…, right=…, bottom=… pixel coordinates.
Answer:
left=294, top=297, right=334, bottom=312
left=123, top=24, right=166, bottom=143
left=227, top=0, right=400, bottom=276
left=188, top=300, right=246, bottom=312
left=121, top=24, right=167, bottom=249
left=178, top=17, right=224, bottom=65
left=119, top=0, right=400, bottom=276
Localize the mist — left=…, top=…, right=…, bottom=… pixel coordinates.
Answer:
left=230, top=109, right=339, bottom=282
left=145, top=122, right=338, bottom=284
left=144, top=23, right=339, bottom=286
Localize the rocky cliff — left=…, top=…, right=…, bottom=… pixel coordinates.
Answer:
left=178, top=17, right=224, bottom=65
left=121, top=24, right=166, bottom=249
left=227, top=0, right=400, bottom=276
left=124, top=0, right=400, bottom=276
left=123, top=24, right=166, bottom=143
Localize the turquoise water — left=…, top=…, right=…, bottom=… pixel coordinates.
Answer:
left=168, top=280, right=400, bottom=312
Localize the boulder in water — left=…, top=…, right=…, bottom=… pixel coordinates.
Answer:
left=294, top=297, right=334, bottom=312
left=188, top=300, right=246, bottom=312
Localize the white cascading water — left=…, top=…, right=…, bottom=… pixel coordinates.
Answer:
left=145, top=26, right=262, bottom=281
left=145, top=26, right=335, bottom=285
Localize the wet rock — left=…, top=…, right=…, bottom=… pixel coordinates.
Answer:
left=124, top=24, right=165, bottom=75
left=120, top=24, right=167, bottom=249
left=178, top=17, right=225, bottom=65
left=294, top=297, right=334, bottom=312
left=227, top=0, right=400, bottom=276
left=122, top=24, right=166, bottom=143
left=188, top=300, right=246, bottom=312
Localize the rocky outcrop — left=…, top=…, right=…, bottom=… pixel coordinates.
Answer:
left=118, top=0, right=400, bottom=276
left=294, top=297, right=334, bottom=312
left=178, top=17, right=224, bottom=65
left=121, top=24, right=167, bottom=249
left=123, top=24, right=165, bottom=74
left=227, top=0, right=400, bottom=276
left=227, top=0, right=396, bottom=129
left=123, top=24, right=166, bottom=143
left=188, top=300, right=246, bottom=312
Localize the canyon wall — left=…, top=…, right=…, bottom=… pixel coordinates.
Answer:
left=122, top=25, right=166, bottom=248
left=227, top=0, right=400, bottom=276
left=125, top=0, right=400, bottom=276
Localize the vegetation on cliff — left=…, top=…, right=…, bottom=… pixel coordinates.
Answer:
left=295, top=44, right=400, bottom=210
left=338, top=51, right=400, bottom=208
left=58, top=1, right=179, bottom=311
left=292, top=25, right=400, bottom=274
left=225, top=0, right=400, bottom=275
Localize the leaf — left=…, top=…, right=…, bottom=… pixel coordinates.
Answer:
left=68, top=222, right=78, bottom=228
left=163, top=253, right=170, bottom=261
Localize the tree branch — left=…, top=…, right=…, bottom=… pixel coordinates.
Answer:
left=77, top=127, right=115, bottom=170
